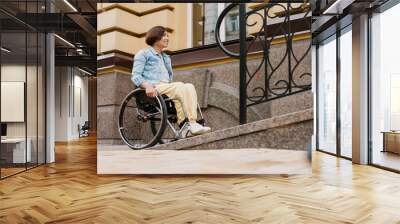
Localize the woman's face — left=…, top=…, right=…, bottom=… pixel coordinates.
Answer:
left=155, top=32, right=169, bottom=49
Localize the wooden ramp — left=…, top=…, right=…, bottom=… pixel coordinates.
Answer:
left=98, top=148, right=310, bottom=175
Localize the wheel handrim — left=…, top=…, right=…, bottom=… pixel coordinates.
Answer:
left=118, top=89, right=166, bottom=149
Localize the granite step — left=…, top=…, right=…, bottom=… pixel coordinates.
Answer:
left=101, top=108, right=313, bottom=152
left=150, top=108, right=313, bottom=151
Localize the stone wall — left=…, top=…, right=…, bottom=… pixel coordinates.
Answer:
left=97, top=39, right=312, bottom=145
left=97, top=72, right=134, bottom=144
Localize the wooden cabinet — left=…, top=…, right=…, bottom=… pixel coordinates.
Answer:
left=382, top=132, right=400, bottom=154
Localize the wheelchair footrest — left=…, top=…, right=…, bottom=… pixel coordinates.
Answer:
left=197, top=119, right=205, bottom=126
left=178, top=118, right=189, bottom=129
left=178, top=118, right=206, bottom=128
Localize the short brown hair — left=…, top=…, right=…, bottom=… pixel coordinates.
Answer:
left=145, top=26, right=166, bottom=46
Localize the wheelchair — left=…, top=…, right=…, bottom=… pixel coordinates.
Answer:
left=78, top=121, right=90, bottom=138
left=118, top=88, right=205, bottom=150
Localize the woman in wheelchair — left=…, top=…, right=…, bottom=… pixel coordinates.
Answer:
left=131, top=26, right=211, bottom=136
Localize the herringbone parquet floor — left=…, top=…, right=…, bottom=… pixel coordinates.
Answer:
left=0, top=135, right=399, bottom=224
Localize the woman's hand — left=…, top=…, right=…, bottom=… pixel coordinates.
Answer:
left=145, top=86, right=157, bottom=98
left=139, top=81, right=157, bottom=98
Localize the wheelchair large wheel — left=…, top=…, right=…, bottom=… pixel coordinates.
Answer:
left=150, top=97, right=179, bottom=144
left=150, top=120, right=166, bottom=144
left=150, top=120, right=177, bottom=144
left=118, top=89, right=167, bottom=149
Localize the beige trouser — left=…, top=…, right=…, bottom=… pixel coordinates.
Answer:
left=155, top=82, right=198, bottom=124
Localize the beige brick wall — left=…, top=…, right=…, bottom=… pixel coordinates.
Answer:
left=97, top=3, right=188, bottom=55
left=97, top=3, right=309, bottom=56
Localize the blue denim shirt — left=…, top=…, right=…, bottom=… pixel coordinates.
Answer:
left=131, top=47, right=173, bottom=87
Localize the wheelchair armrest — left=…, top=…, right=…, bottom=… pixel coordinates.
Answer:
left=162, top=95, right=172, bottom=102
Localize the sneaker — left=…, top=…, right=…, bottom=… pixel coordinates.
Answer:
left=189, top=122, right=211, bottom=135
left=201, top=125, right=211, bottom=133
left=180, top=123, right=192, bottom=138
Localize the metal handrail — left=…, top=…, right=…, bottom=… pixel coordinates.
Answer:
left=215, top=3, right=240, bottom=59
left=214, top=2, right=312, bottom=124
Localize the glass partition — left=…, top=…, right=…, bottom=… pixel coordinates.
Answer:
left=1, top=30, right=28, bottom=177
left=0, top=0, right=46, bottom=179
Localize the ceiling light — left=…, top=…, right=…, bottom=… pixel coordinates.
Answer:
left=78, top=67, right=93, bottom=76
left=54, top=34, right=75, bottom=48
left=63, top=0, right=78, bottom=12
left=1, top=47, right=11, bottom=53
left=76, top=48, right=85, bottom=55
left=323, top=0, right=355, bottom=15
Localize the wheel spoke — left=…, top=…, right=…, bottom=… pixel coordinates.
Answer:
left=147, top=111, right=161, bottom=118
left=118, top=90, right=167, bottom=149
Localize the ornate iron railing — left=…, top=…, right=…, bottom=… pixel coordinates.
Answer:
left=215, top=2, right=312, bottom=124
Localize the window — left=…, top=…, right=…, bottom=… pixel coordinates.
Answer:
left=339, top=26, right=352, bottom=158
left=192, top=3, right=220, bottom=47
left=192, top=3, right=204, bottom=47
left=204, top=3, right=219, bottom=45
left=191, top=3, right=241, bottom=47
left=316, top=24, right=353, bottom=159
left=317, top=35, right=337, bottom=155
left=370, top=3, right=400, bottom=171
left=225, top=4, right=239, bottom=41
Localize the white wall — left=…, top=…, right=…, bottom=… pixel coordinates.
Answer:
left=1, top=62, right=46, bottom=164
left=1, top=65, right=39, bottom=138
left=55, top=66, right=68, bottom=141
left=71, top=72, right=89, bottom=138
left=1, top=82, right=25, bottom=122
left=54, top=67, right=89, bottom=141
left=1, top=65, right=26, bottom=138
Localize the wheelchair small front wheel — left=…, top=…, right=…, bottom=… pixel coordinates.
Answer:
left=118, top=89, right=167, bottom=149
